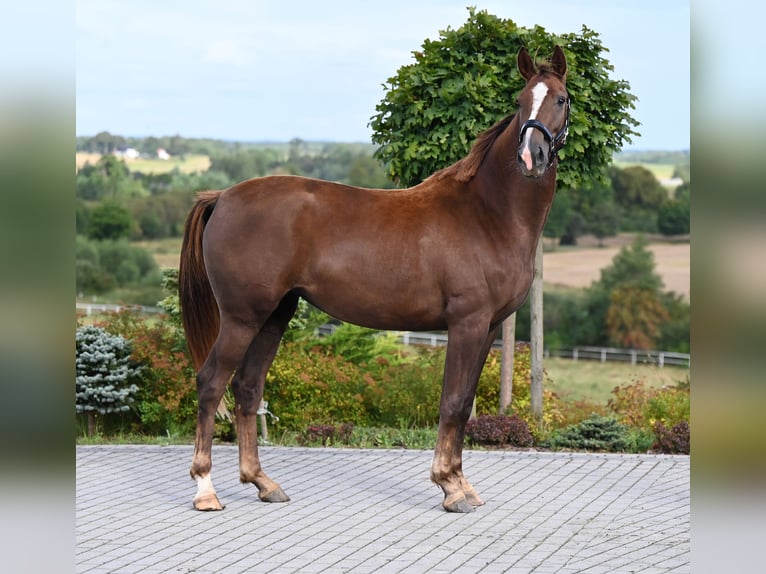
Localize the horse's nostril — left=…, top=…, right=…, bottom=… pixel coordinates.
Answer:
left=536, top=147, right=544, bottom=162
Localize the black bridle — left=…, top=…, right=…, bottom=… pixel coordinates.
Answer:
left=518, top=95, right=571, bottom=167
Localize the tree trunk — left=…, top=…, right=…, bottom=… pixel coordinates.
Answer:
left=530, top=238, right=544, bottom=420
left=500, top=314, right=516, bottom=413
left=87, top=411, right=97, bottom=436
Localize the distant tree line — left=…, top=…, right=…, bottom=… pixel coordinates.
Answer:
left=543, top=164, right=690, bottom=247
left=75, top=133, right=689, bottom=329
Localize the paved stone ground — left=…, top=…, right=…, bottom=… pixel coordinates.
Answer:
left=76, top=446, right=689, bottom=573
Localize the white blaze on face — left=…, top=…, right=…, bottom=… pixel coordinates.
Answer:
left=520, top=81, right=549, bottom=171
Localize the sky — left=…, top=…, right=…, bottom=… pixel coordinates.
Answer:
left=76, top=0, right=690, bottom=150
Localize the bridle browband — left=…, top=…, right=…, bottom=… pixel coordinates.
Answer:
left=518, top=95, right=571, bottom=167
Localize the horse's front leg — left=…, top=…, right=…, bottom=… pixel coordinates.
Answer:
left=431, top=321, right=498, bottom=513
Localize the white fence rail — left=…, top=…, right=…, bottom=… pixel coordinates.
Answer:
left=317, top=325, right=689, bottom=368
left=77, top=310, right=689, bottom=368
left=76, top=302, right=162, bottom=316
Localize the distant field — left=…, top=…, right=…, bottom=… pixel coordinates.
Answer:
left=76, top=152, right=210, bottom=174
left=612, top=161, right=676, bottom=182
left=544, top=235, right=690, bottom=299
left=135, top=237, right=183, bottom=268
left=544, top=357, right=689, bottom=403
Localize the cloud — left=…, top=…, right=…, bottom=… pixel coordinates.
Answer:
left=203, top=39, right=249, bottom=67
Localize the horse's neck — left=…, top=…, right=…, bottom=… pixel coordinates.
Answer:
left=475, top=120, right=557, bottom=241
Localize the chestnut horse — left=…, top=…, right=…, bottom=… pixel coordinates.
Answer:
left=179, top=46, right=569, bottom=513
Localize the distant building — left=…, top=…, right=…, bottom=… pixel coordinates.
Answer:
left=157, top=148, right=171, bottom=160
left=115, top=147, right=140, bottom=159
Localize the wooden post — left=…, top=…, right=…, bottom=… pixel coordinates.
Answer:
left=258, top=399, right=268, bottom=442
left=500, top=314, right=516, bottom=414
left=530, top=237, right=544, bottom=420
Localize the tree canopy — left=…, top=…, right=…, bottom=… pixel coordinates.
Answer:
left=369, top=7, right=639, bottom=188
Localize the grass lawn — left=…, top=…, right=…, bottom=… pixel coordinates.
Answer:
left=544, top=357, right=689, bottom=403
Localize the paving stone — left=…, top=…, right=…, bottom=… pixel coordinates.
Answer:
left=76, top=446, right=689, bottom=573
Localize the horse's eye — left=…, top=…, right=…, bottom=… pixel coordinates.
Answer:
left=558, top=96, right=566, bottom=105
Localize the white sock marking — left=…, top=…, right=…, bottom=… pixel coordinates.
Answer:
left=195, top=473, right=217, bottom=499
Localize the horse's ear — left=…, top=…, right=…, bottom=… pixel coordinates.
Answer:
left=551, top=45, right=567, bottom=79
left=517, top=47, right=535, bottom=81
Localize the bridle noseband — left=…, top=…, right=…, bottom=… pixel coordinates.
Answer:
left=518, top=95, right=570, bottom=167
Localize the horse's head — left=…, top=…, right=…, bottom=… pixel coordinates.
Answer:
left=515, top=46, right=570, bottom=178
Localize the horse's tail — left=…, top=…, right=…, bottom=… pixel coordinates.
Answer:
left=179, top=190, right=223, bottom=371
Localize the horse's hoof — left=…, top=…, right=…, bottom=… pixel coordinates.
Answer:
left=259, top=486, right=290, bottom=503
left=193, top=493, right=225, bottom=511
left=463, top=487, right=485, bottom=507
left=442, top=492, right=475, bottom=513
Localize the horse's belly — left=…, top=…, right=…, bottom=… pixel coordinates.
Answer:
left=298, top=275, right=447, bottom=332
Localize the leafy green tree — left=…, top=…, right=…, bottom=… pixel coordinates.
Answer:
left=126, top=189, right=198, bottom=238
left=658, top=292, right=690, bottom=353
left=370, top=7, right=638, bottom=188
left=543, top=192, right=572, bottom=247
left=657, top=198, right=690, bottom=236
left=559, top=179, right=614, bottom=245
left=611, top=165, right=666, bottom=209
left=87, top=200, right=134, bottom=240
left=346, top=155, right=396, bottom=188
left=75, top=236, right=159, bottom=295
left=76, top=200, right=90, bottom=235
left=76, top=325, right=141, bottom=435
left=77, top=154, right=148, bottom=200
left=609, top=165, right=666, bottom=232
left=85, top=131, right=126, bottom=154
left=589, top=200, right=621, bottom=246
left=674, top=181, right=690, bottom=202
left=605, top=286, right=669, bottom=349
left=597, top=235, right=664, bottom=293
left=209, top=148, right=281, bottom=183
left=584, top=235, right=666, bottom=347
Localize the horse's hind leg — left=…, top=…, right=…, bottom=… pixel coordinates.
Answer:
left=190, top=321, right=257, bottom=511
left=231, top=294, right=298, bottom=503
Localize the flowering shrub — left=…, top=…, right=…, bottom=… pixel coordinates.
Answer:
left=96, top=309, right=200, bottom=436
left=475, top=344, right=566, bottom=438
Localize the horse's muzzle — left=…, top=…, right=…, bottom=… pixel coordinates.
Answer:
left=517, top=143, right=548, bottom=178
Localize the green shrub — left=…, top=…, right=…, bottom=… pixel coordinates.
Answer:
left=608, top=378, right=689, bottom=433
left=474, top=344, right=566, bottom=439
left=76, top=325, right=141, bottom=435
left=544, top=415, right=632, bottom=452
left=362, top=346, right=443, bottom=428
left=266, top=342, right=370, bottom=430
left=75, top=236, right=160, bottom=295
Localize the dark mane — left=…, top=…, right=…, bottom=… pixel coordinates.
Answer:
left=428, top=113, right=516, bottom=184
